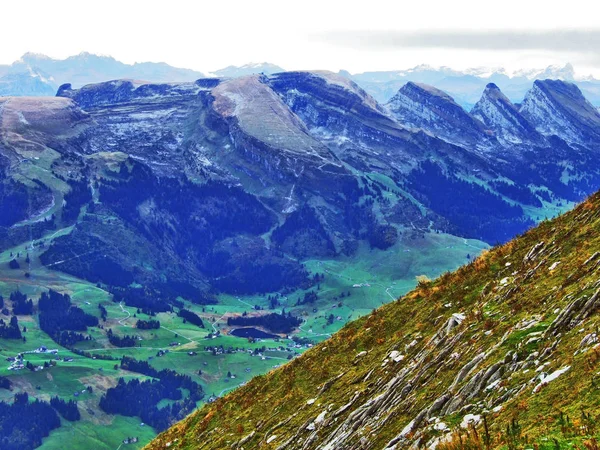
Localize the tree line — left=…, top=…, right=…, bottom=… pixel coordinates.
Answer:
left=0, top=392, right=61, bottom=450
left=38, top=289, right=98, bottom=347
left=177, top=309, right=204, bottom=327
left=227, top=311, right=302, bottom=334
left=136, top=319, right=160, bottom=329
left=100, top=356, right=204, bottom=431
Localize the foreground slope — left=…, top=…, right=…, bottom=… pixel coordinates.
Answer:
left=148, top=191, right=600, bottom=449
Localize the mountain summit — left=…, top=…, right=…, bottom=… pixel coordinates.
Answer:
left=211, top=62, right=285, bottom=78
left=520, top=79, right=600, bottom=145
left=386, top=82, right=491, bottom=148
left=471, top=83, right=540, bottom=145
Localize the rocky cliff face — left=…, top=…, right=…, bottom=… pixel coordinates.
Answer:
left=57, top=80, right=213, bottom=176
left=471, top=83, right=541, bottom=146
left=385, top=80, right=600, bottom=203
left=267, top=71, right=495, bottom=202
left=146, top=190, right=600, bottom=450
left=520, top=79, right=600, bottom=145
left=386, top=82, right=492, bottom=150
left=211, top=75, right=346, bottom=186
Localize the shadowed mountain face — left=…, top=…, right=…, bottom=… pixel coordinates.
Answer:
left=2, top=73, right=600, bottom=302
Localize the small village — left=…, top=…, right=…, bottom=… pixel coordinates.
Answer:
left=5, top=345, right=60, bottom=371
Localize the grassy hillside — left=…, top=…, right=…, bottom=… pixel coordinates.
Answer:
left=147, top=192, right=600, bottom=449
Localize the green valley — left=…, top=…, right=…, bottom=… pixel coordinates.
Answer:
left=0, top=217, right=485, bottom=448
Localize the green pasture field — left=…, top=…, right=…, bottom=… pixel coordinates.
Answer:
left=0, top=219, right=488, bottom=448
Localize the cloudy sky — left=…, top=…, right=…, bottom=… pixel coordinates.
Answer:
left=2, top=0, right=599, bottom=76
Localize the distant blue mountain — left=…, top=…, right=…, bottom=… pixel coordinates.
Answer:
left=0, top=68, right=56, bottom=96
left=211, top=62, right=285, bottom=78
left=0, top=52, right=204, bottom=96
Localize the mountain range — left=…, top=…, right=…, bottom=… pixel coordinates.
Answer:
left=3, top=53, right=600, bottom=111
left=0, top=52, right=205, bottom=96
left=3, top=72, right=600, bottom=299
left=3, top=66, right=600, bottom=448
left=346, top=63, right=600, bottom=109
left=0, top=54, right=283, bottom=98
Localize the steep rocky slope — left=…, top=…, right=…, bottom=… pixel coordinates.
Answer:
left=520, top=79, right=600, bottom=145
left=268, top=72, right=489, bottom=176
left=147, top=190, right=600, bottom=450
left=211, top=74, right=351, bottom=205
left=471, top=83, right=541, bottom=146
left=386, top=80, right=600, bottom=205
left=386, top=82, right=492, bottom=149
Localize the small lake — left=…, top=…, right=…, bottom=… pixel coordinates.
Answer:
left=230, top=327, right=279, bottom=339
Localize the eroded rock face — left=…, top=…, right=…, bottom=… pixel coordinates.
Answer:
left=57, top=80, right=212, bottom=176
left=212, top=75, right=332, bottom=162
left=268, top=72, right=484, bottom=177
left=520, top=79, right=600, bottom=145
left=268, top=71, right=411, bottom=172
left=471, top=83, right=541, bottom=146
left=386, top=82, right=492, bottom=149
left=57, top=79, right=207, bottom=108
left=211, top=74, right=354, bottom=208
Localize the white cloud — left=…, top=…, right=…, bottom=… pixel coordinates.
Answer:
left=1, top=0, right=599, bottom=75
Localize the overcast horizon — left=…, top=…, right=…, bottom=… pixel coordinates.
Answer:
left=2, top=0, right=600, bottom=77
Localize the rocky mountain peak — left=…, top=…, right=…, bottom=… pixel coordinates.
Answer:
left=386, top=81, right=491, bottom=147
left=18, top=52, right=53, bottom=63
left=520, top=79, right=600, bottom=144
left=398, top=81, right=456, bottom=103
left=471, top=82, right=539, bottom=145
left=482, top=82, right=503, bottom=96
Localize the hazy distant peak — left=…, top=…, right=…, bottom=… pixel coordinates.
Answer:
left=211, top=62, right=285, bottom=78
left=19, top=52, right=53, bottom=62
